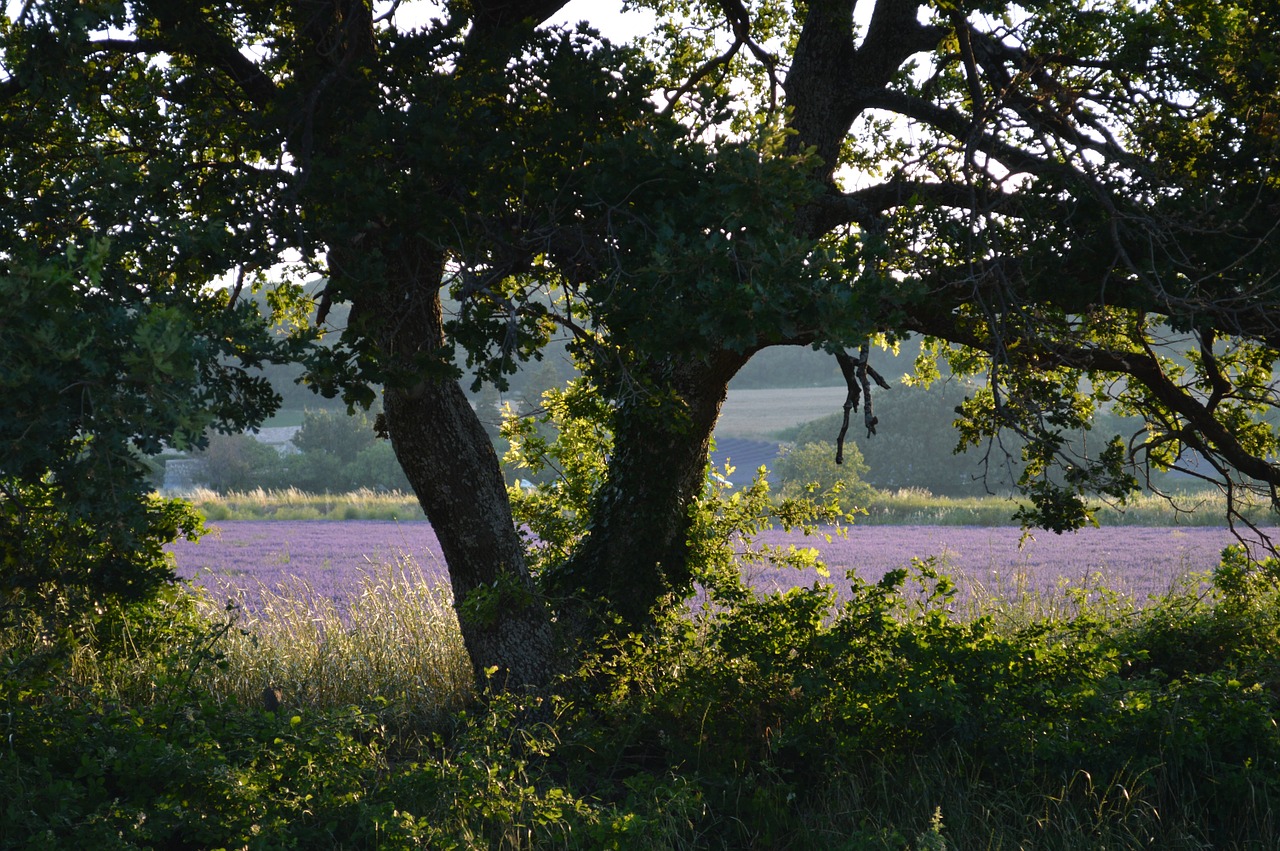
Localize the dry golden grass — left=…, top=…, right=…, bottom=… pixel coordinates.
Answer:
left=192, top=554, right=472, bottom=728
left=190, top=487, right=426, bottom=521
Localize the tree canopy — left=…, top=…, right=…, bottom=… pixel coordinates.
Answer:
left=3, top=0, right=1278, bottom=688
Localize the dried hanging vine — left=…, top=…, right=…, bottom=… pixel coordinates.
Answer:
left=833, top=343, right=890, bottom=464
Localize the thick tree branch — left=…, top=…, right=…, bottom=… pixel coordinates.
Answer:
left=855, top=0, right=948, bottom=84
left=466, top=0, right=572, bottom=44
left=785, top=0, right=858, bottom=177
left=786, top=0, right=945, bottom=182
left=862, top=88, right=1087, bottom=181
left=115, top=20, right=279, bottom=108
left=811, top=178, right=1040, bottom=232
left=904, top=298, right=1280, bottom=498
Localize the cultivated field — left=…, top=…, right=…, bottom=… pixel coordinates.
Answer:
left=714, top=386, right=853, bottom=438
left=170, top=520, right=1253, bottom=619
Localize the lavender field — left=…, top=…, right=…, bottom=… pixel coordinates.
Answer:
left=168, top=520, right=1268, bottom=617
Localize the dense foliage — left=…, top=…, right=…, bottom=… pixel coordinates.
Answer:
left=0, top=248, right=286, bottom=633
left=4, top=0, right=1280, bottom=687
left=193, top=408, right=412, bottom=494
left=3, top=523, right=1278, bottom=848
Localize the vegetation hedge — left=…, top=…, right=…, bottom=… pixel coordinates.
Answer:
left=2, top=544, right=1278, bottom=849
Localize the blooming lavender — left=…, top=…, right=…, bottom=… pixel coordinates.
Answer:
left=743, top=525, right=1257, bottom=607
left=169, top=521, right=449, bottom=617
left=169, top=521, right=1265, bottom=617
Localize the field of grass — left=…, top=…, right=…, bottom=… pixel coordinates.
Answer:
left=15, top=477, right=1266, bottom=847
left=185, top=483, right=1275, bottom=528
left=4, top=539, right=1279, bottom=848
left=715, top=386, right=853, bottom=438
left=863, top=485, right=1277, bottom=527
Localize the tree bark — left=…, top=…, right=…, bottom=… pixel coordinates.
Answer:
left=342, top=244, right=556, bottom=691
left=385, top=380, right=555, bottom=690
left=549, top=350, right=750, bottom=631
left=284, top=0, right=565, bottom=691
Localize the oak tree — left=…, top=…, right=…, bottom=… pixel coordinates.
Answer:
left=5, top=0, right=1278, bottom=689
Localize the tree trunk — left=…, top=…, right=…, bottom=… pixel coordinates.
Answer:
left=285, top=0, right=561, bottom=691
left=549, top=350, right=750, bottom=631
left=346, top=245, right=556, bottom=691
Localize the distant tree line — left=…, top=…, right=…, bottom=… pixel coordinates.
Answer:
left=781, top=381, right=1162, bottom=498
left=194, top=408, right=411, bottom=494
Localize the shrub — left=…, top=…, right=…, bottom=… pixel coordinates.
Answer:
left=290, top=407, right=377, bottom=464
left=195, top=432, right=284, bottom=493
left=770, top=439, right=877, bottom=508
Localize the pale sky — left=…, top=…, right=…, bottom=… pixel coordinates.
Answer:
left=383, top=0, right=655, bottom=42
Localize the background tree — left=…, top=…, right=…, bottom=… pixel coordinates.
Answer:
left=0, top=246, right=287, bottom=635
left=770, top=440, right=876, bottom=508
left=191, top=407, right=413, bottom=493
left=787, top=383, right=998, bottom=497
left=290, top=408, right=377, bottom=467
left=282, top=406, right=411, bottom=492
left=197, top=433, right=286, bottom=494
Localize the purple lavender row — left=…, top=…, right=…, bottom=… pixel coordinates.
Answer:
left=168, top=521, right=1263, bottom=617
left=168, top=521, right=451, bottom=618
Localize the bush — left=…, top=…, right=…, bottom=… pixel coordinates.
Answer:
left=0, top=484, right=203, bottom=640
left=770, top=440, right=877, bottom=507
left=563, top=540, right=1280, bottom=847
left=196, top=432, right=284, bottom=493
left=4, top=534, right=1280, bottom=847
left=290, top=407, right=377, bottom=464
left=347, top=441, right=413, bottom=492
left=191, top=408, right=414, bottom=494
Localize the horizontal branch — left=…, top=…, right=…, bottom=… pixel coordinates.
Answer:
left=89, top=28, right=279, bottom=108
left=903, top=297, right=1280, bottom=495
left=811, top=178, right=1042, bottom=232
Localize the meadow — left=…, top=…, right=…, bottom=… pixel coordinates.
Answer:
left=5, top=488, right=1279, bottom=849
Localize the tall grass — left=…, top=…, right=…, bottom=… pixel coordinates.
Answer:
left=0, top=555, right=471, bottom=729
left=191, top=555, right=472, bottom=732
left=186, top=484, right=1274, bottom=526
left=7, top=537, right=1278, bottom=847
left=189, top=486, right=426, bottom=521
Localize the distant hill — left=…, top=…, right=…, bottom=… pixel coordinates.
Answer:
left=715, top=387, right=850, bottom=439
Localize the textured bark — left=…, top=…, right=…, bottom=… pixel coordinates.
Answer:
left=551, top=351, right=750, bottom=631
left=285, top=0, right=560, bottom=691
left=384, top=378, right=556, bottom=690
left=542, top=2, right=941, bottom=632
left=344, top=244, right=556, bottom=691
left=784, top=0, right=859, bottom=179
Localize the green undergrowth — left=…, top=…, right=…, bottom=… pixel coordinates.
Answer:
left=3, top=544, right=1279, bottom=849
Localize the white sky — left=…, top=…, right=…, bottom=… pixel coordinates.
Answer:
left=384, top=0, right=655, bottom=41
